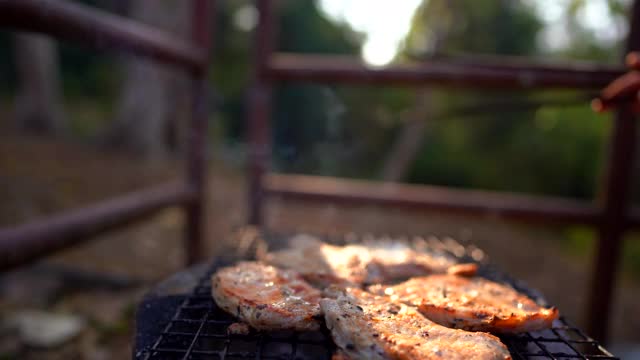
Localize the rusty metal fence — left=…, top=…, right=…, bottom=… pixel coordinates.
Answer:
left=0, top=0, right=213, bottom=268
left=0, top=0, right=638, bottom=345
left=246, top=0, right=640, bottom=342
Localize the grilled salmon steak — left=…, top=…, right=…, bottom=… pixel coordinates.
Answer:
left=370, top=274, right=559, bottom=333
left=211, top=261, right=322, bottom=331
left=262, top=235, right=477, bottom=286
left=320, top=287, right=511, bottom=360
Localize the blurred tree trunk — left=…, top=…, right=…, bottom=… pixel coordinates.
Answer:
left=13, top=33, right=66, bottom=135
left=380, top=92, right=433, bottom=182
left=109, top=0, right=190, bottom=158
left=379, top=0, right=455, bottom=182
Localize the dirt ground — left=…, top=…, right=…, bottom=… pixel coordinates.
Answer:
left=1, top=134, right=639, bottom=359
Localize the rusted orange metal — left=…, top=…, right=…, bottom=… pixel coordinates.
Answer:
left=0, top=0, right=214, bottom=269
left=249, top=0, right=640, bottom=343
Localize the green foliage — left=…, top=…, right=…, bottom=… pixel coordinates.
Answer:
left=397, top=0, right=623, bottom=201
left=59, top=44, right=120, bottom=100
left=271, top=1, right=362, bottom=174
left=1, top=0, right=639, bottom=277
left=563, top=226, right=595, bottom=257
left=409, top=97, right=607, bottom=198
left=212, top=0, right=360, bottom=156
left=0, top=0, right=633, bottom=202
left=561, top=227, right=640, bottom=279
left=278, top=1, right=359, bottom=54
left=624, top=233, right=640, bottom=279
left=406, top=0, right=541, bottom=56
left=65, top=97, right=115, bottom=137
left=210, top=1, right=253, bottom=143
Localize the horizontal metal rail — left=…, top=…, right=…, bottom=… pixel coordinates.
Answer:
left=263, top=173, right=607, bottom=225
left=0, top=0, right=207, bottom=72
left=0, top=182, right=195, bottom=271
left=408, top=51, right=624, bottom=73
left=267, top=53, right=624, bottom=89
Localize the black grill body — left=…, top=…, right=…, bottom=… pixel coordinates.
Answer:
left=135, top=233, right=617, bottom=360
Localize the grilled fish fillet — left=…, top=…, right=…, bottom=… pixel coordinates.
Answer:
left=369, top=274, right=559, bottom=333
left=211, top=261, right=322, bottom=331
left=320, top=287, right=511, bottom=360
left=262, top=235, right=477, bottom=286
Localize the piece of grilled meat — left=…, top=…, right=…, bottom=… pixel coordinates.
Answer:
left=211, top=261, right=322, bottom=331
left=369, top=274, right=559, bottom=333
left=262, top=235, right=476, bottom=287
left=321, top=287, right=511, bottom=360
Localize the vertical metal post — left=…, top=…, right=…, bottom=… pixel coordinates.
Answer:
left=185, top=0, right=212, bottom=265
left=586, top=0, right=640, bottom=342
left=248, top=0, right=274, bottom=226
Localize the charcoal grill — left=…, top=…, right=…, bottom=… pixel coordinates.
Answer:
left=134, top=232, right=617, bottom=360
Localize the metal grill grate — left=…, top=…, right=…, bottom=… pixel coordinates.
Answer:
left=139, top=233, right=618, bottom=360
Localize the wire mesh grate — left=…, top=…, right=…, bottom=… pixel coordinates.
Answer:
left=139, top=232, right=617, bottom=360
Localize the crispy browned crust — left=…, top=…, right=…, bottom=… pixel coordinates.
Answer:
left=371, top=275, right=559, bottom=334
left=321, top=288, right=511, bottom=360
left=211, top=261, right=322, bottom=331
left=226, top=322, right=251, bottom=335
left=261, top=235, right=477, bottom=286
left=447, top=263, right=479, bottom=276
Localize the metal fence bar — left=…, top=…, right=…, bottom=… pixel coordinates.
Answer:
left=185, top=0, right=213, bottom=265
left=247, top=0, right=275, bottom=226
left=249, top=0, right=637, bottom=343
left=267, top=53, right=623, bottom=89
left=0, top=182, right=195, bottom=271
left=408, top=51, right=624, bottom=73
left=586, top=0, right=640, bottom=343
left=587, top=107, right=637, bottom=343
left=0, top=0, right=207, bottom=72
left=264, top=173, right=602, bottom=226
left=628, top=207, right=640, bottom=228
left=0, top=0, right=213, bottom=271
